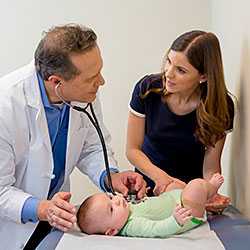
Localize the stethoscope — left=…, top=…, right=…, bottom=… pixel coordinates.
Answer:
left=55, top=83, right=116, bottom=195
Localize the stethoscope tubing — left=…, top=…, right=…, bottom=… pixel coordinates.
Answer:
left=72, top=103, right=115, bottom=195
left=55, top=83, right=116, bottom=195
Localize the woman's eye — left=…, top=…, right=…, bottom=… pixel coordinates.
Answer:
left=178, top=68, right=186, bottom=74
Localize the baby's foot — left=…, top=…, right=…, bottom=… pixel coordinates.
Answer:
left=209, top=173, right=224, bottom=192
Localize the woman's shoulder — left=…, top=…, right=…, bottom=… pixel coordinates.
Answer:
left=135, top=73, right=163, bottom=96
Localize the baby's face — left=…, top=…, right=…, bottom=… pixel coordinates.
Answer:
left=93, top=193, right=130, bottom=234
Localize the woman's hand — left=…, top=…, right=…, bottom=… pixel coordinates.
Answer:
left=164, top=178, right=186, bottom=192
left=205, top=193, right=231, bottom=214
left=153, top=173, right=174, bottom=196
left=153, top=173, right=186, bottom=195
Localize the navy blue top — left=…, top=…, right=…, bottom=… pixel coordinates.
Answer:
left=129, top=74, right=234, bottom=193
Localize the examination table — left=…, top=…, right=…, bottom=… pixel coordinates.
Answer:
left=37, top=206, right=250, bottom=250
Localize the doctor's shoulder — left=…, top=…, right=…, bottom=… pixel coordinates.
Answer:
left=0, top=62, right=34, bottom=91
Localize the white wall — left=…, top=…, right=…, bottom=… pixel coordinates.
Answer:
left=211, top=0, right=250, bottom=218
left=0, top=1, right=211, bottom=204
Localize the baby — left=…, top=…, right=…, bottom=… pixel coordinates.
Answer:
left=77, top=173, right=224, bottom=238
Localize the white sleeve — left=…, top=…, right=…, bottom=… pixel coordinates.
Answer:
left=0, top=101, right=31, bottom=223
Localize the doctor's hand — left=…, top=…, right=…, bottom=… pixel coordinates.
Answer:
left=37, top=192, right=77, bottom=232
left=108, top=171, right=147, bottom=199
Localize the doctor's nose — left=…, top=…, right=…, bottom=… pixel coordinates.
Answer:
left=97, top=74, right=105, bottom=87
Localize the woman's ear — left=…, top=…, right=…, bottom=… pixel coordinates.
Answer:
left=105, top=228, right=119, bottom=236
left=199, top=75, right=207, bottom=84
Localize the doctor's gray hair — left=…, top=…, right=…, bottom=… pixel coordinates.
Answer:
left=34, top=24, right=97, bottom=81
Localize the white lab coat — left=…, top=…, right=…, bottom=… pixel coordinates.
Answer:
left=0, top=62, right=117, bottom=249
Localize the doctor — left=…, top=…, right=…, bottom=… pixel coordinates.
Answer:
left=0, top=24, right=146, bottom=250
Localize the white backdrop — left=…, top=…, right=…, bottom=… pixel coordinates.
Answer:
left=0, top=0, right=212, bottom=204
left=211, top=0, right=250, bottom=219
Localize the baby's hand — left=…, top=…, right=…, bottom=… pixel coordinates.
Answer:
left=173, top=204, right=192, bottom=226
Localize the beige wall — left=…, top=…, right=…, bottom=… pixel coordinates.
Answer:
left=0, top=0, right=211, bottom=205
left=1, top=1, right=248, bottom=216
left=67, top=0, right=212, bottom=204
left=211, top=0, right=250, bottom=218
left=8, top=1, right=245, bottom=207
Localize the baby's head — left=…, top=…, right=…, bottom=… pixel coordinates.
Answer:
left=77, top=193, right=130, bottom=236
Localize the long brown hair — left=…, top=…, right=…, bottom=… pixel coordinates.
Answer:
left=144, top=31, right=233, bottom=147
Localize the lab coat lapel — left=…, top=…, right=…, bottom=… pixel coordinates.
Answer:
left=24, top=68, right=87, bottom=187
left=24, top=71, right=52, bottom=154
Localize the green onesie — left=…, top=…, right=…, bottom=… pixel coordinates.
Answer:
left=119, top=189, right=205, bottom=238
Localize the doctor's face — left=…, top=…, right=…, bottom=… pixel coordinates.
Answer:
left=58, top=46, right=105, bottom=103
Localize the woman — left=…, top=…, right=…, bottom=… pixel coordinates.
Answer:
left=126, top=31, right=234, bottom=202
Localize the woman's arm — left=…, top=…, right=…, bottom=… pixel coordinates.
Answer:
left=203, top=136, right=231, bottom=213
left=126, top=112, right=174, bottom=195
left=203, top=136, right=226, bottom=180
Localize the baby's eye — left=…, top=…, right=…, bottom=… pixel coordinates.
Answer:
left=110, top=206, right=113, bottom=213
left=109, top=195, right=113, bottom=200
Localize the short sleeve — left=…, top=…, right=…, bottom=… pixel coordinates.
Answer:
left=129, top=76, right=148, bottom=118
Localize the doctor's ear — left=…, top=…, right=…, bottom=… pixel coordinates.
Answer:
left=47, top=75, right=62, bottom=85
left=105, top=228, right=119, bottom=236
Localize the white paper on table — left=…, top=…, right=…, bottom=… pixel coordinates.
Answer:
left=56, top=222, right=225, bottom=250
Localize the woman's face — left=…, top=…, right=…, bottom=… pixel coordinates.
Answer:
left=164, top=50, right=205, bottom=95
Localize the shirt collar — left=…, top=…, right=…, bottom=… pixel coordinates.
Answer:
left=37, top=72, right=57, bottom=109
